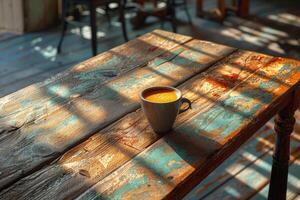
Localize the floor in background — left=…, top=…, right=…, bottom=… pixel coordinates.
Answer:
left=0, top=0, right=299, bottom=199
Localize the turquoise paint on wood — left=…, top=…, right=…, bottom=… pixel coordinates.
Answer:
left=25, top=115, right=79, bottom=140
left=259, top=63, right=300, bottom=90
left=97, top=143, right=185, bottom=199
left=136, top=143, right=184, bottom=175
left=183, top=127, right=275, bottom=200
left=107, top=174, right=149, bottom=200
left=87, top=61, right=300, bottom=199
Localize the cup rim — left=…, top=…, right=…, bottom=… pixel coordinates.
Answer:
left=140, top=86, right=182, bottom=104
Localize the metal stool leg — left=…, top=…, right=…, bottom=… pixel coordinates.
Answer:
left=119, top=0, right=129, bottom=41
left=169, top=0, right=177, bottom=33
left=57, top=0, right=68, bottom=54
left=105, top=3, right=112, bottom=26
left=196, top=0, right=204, bottom=17
left=183, top=0, right=192, bottom=24
left=218, top=0, right=226, bottom=22
left=89, top=3, right=97, bottom=56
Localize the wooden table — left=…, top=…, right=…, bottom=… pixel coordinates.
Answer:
left=0, top=30, right=299, bottom=200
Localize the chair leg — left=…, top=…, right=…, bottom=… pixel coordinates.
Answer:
left=119, top=0, right=129, bottom=41
left=89, top=4, right=97, bottom=56
left=170, top=0, right=177, bottom=33
left=183, top=0, right=192, bottom=24
left=57, top=0, right=68, bottom=54
left=57, top=21, right=68, bottom=54
left=238, top=0, right=249, bottom=17
left=105, top=4, right=112, bottom=26
left=217, top=0, right=226, bottom=22
left=196, top=0, right=203, bottom=17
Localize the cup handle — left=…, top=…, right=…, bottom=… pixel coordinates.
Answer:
left=179, top=97, right=192, bottom=114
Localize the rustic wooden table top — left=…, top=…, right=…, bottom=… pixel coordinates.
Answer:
left=0, top=30, right=300, bottom=200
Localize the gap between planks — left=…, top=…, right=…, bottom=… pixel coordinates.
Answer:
left=0, top=35, right=235, bottom=193
left=0, top=50, right=277, bottom=200
left=74, top=56, right=300, bottom=200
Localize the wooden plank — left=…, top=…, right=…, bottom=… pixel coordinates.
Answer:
left=0, top=31, right=47, bottom=50
left=184, top=110, right=299, bottom=199
left=0, top=62, right=75, bottom=98
left=0, top=29, right=192, bottom=127
left=0, top=50, right=273, bottom=200
left=75, top=57, right=300, bottom=200
left=184, top=111, right=300, bottom=199
left=183, top=124, right=275, bottom=200
left=0, top=31, right=62, bottom=64
left=0, top=38, right=235, bottom=191
left=0, top=35, right=92, bottom=91
left=0, top=26, right=131, bottom=79
left=0, top=25, right=128, bottom=79
left=0, top=33, right=92, bottom=81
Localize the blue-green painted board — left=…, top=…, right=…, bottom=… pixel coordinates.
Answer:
left=0, top=39, right=234, bottom=191
left=76, top=60, right=300, bottom=200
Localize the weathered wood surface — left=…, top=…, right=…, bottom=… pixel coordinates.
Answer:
left=268, top=87, right=300, bottom=200
left=0, top=50, right=274, bottom=199
left=0, top=35, right=235, bottom=191
left=184, top=110, right=300, bottom=200
left=1, top=30, right=300, bottom=200
left=76, top=57, right=300, bottom=200
left=0, top=29, right=191, bottom=128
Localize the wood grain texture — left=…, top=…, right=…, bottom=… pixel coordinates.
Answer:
left=0, top=50, right=274, bottom=200
left=76, top=56, right=300, bottom=200
left=268, top=88, right=299, bottom=200
left=0, top=29, right=191, bottom=128
left=0, top=37, right=235, bottom=191
left=184, top=110, right=300, bottom=200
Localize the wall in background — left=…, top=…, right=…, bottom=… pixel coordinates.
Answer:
left=0, top=0, right=24, bottom=33
left=0, top=0, right=58, bottom=33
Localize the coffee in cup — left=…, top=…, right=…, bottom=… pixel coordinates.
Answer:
left=140, top=86, right=192, bottom=134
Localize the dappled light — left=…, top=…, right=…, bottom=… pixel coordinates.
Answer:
left=0, top=0, right=300, bottom=200
left=70, top=26, right=107, bottom=40
left=268, top=13, right=300, bottom=28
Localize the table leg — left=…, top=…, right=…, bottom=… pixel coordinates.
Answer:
left=268, top=89, right=300, bottom=200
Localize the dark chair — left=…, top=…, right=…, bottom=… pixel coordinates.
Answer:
left=196, top=0, right=249, bottom=22
left=130, top=0, right=179, bottom=32
left=57, top=0, right=129, bottom=56
left=174, top=0, right=192, bottom=24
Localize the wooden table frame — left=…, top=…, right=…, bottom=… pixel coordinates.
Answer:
left=0, top=30, right=299, bottom=200
left=269, top=88, right=300, bottom=200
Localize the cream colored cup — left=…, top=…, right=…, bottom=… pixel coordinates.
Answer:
left=140, top=86, right=192, bottom=134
